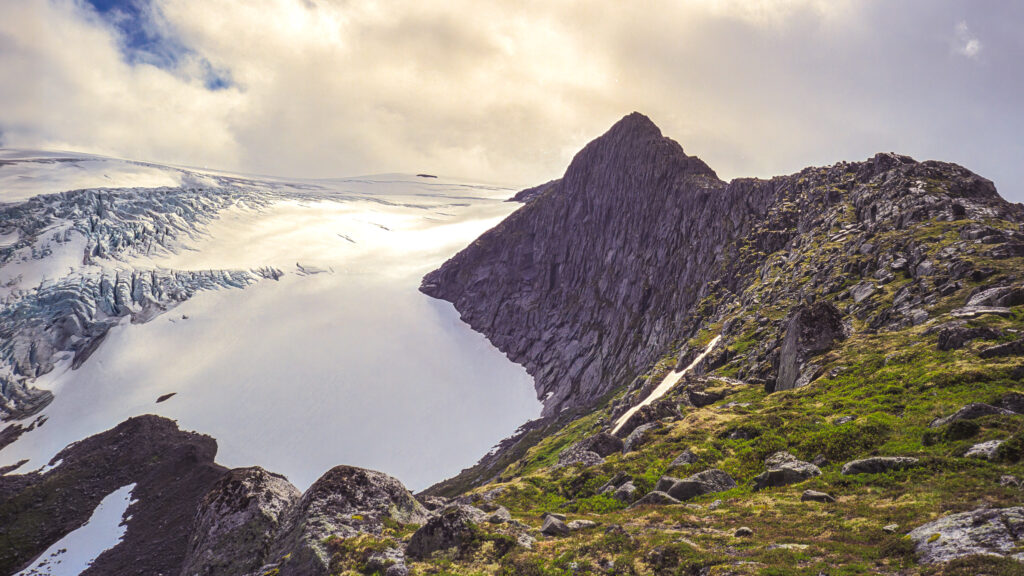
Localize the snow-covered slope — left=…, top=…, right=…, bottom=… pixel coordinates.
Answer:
left=0, top=151, right=540, bottom=491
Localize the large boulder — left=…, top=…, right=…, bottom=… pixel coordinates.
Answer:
left=930, top=403, right=1016, bottom=428
left=840, top=456, right=920, bottom=475
left=628, top=491, right=681, bottom=508
left=909, top=507, right=1024, bottom=564
left=182, top=467, right=301, bottom=576
left=271, top=465, right=429, bottom=574
left=658, top=469, right=736, bottom=501
left=406, top=505, right=480, bottom=559
left=556, top=432, right=624, bottom=468
left=936, top=324, right=1001, bottom=351
left=752, top=451, right=821, bottom=491
left=774, top=302, right=847, bottom=392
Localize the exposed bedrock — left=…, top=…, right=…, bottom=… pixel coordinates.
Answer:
left=422, top=112, right=1018, bottom=416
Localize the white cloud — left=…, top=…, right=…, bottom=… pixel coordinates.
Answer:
left=0, top=0, right=1020, bottom=198
left=954, top=20, right=982, bottom=59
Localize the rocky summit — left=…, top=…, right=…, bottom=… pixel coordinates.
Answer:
left=7, top=112, right=1024, bottom=575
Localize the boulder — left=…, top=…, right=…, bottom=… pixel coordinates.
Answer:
left=612, top=481, right=637, bottom=503
left=622, top=422, right=660, bottom=453
left=557, top=432, right=624, bottom=468
left=937, top=324, right=1001, bottom=351
left=628, top=490, right=681, bottom=508
left=662, top=469, right=737, bottom=501
left=965, top=439, right=1004, bottom=460
left=995, top=392, right=1024, bottom=415
left=272, top=465, right=429, bottom=573
left=568, top=519, right=598, bottom=530
left=840, top=456, right=920, bottom=475
left=182, top=467, right=301, bottom=576
left=752, top=452, right=821, bottom=491
left=406, top=506, right=480, bottom=559
left=598, top=471, right=632, bottom=494
left=774, top=302, right=846, bottom=392
left=800, top=490, right=836, bottom=503
left=950, top=306, right=1013, bottom=319
left=613, top=399, right=682, bottom=438
left=966, top=285, right=1024, bottom=308
left=669, top=450, right=699, bottom=468
left=909, top=507, right=1024, bottom=564
left=734, top=527, right=754, bottom=537
left=930, top=403, right=1016, bottom=428
left=364, top=547, right=407, bottom=576
left=541, top=515, right=570, bottom=537
left=488, top=506, right=512, bottom=524
left=980, top=338, right=1024, bottom=359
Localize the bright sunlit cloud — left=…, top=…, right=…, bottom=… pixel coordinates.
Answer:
left=0, top=0, right=1021, bottom=198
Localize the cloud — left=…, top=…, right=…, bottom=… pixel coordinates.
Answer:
left=0, top=0, right=1021, bottom=200
left=954, top=20, right=982, bottom=59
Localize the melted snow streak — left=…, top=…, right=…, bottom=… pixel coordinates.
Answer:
left=15, top=483, right=136, bottom=576
left=612, top=335, right=722, bottom=435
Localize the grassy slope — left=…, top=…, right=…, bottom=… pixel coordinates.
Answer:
left=331, top=176, right=1024, bottom=575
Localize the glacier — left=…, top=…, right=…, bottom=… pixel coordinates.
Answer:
left=0, top=151, right=540, bottom=490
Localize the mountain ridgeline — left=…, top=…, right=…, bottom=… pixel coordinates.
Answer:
left=422, top=112, right=1019, bottom=417
left=6, top=113, right=1024, bottom=575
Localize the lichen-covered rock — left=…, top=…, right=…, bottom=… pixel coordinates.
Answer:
left=909, top=507, right=1024, bottom=564
left=752, top=451, right=821, bottom=491
left=936, top=323, right=1001, bottom=351
left=840, top=456, right=920, bottom=475
left=669, top=450, right=699, bottom=468
left=622, top=422, right=660, bottom=453
left=182, top=467, right=301, bottom=576
left=406, top=505, right=480, bottom=559
left=965, top=439, right=1004, bottom=460
left=272, top=465, right=428, bottom=574
left=659, top=469, right=737, bottom=501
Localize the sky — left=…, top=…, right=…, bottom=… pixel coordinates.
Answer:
left=1, top=0, right=1022, bottom=199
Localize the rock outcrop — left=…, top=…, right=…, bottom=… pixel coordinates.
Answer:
left=909, top=507, right=1024, bottom=564
left=0, top=415, right=227, bottom=576
left=421, top=112, right=1019, bottom=416
left=752, top=451, right=821, bottom=490
left=182, top=467, right=301, bottom=576
left=773, top=302, right=846, bottom=392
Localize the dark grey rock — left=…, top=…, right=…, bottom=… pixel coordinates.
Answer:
left=663, top=469, right=737, bottom=501
left=734, top=527, right=754, bottom=537
left=669, top=450, right=699, bottom=468
left=488, top=506, right=512, bottom=524
left=909, top=507, right=1024, bottom=564
left=612, top=481, right=637, bottom=503
left=775, top=302, right=846, bottom=392
left=930, top=403, right=1016, bottom=428
left=752, top=452, right=821, bottom=491
left=980, top=338, right=1024, bottom=359
left=622, top=422, right=660, bottom=453
left=541, top=515, right=570, bottom=537
left=628, top=491, right=681, bottom=508
left=182, top=467, right=300, bottom=576
left=840, top=456, right=920, bottom=475
left=937, top=324, right=1001, bottom=351
left=406, top=506, right=480, bottom=559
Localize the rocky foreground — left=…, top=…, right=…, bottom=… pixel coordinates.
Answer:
left=6, top=113, right=1024, bottom=575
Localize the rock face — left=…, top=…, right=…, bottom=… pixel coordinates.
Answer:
left=0, top=415, right=227, bottom=576
left=774, top=302, right=846, bottom=392
left=422, top=112, right=1018, bottom=416
left=909, top=507, right=1024, bottom=564
left=181, top=467, right=301, bottom=576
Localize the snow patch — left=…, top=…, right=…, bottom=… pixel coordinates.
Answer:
left=612, top=335, right=722, bottom=435
left=15, top=483, right=136, bottom=576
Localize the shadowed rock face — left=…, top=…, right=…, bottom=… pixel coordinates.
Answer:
left=0, top=415, right=227, bottom=576
left=774, top=302, right=847, bottom=392
left=422, top=112, right=1019, bottom=417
